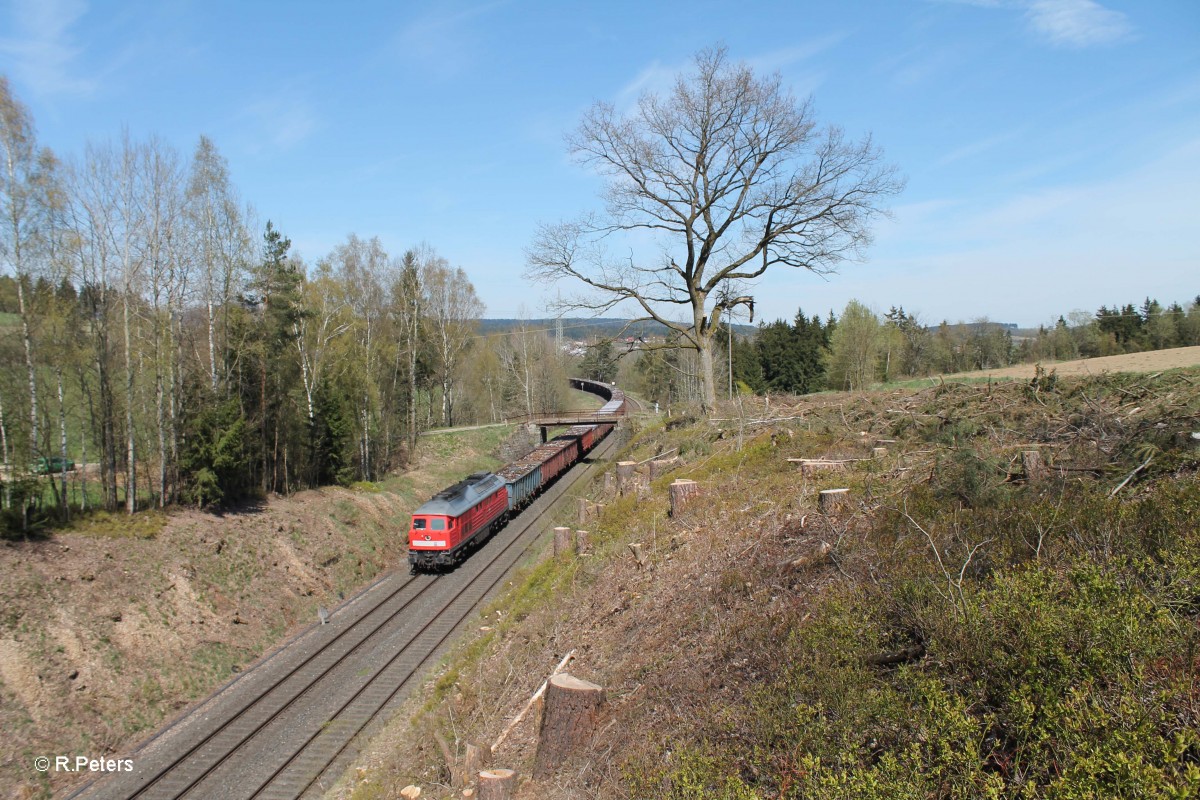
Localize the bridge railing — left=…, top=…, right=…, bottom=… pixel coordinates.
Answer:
left=502, top=409, right=620, bottom=424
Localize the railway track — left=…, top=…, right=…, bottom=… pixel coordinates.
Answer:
left=68, top=427, right=624, bottom=800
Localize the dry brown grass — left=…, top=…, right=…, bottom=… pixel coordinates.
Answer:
left=330, top=369, right=1200, bottom=800
left=942, top=344, right=1200, bottom=380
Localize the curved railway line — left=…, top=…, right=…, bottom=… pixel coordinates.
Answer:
left=68, top=390, right=631, bottom=800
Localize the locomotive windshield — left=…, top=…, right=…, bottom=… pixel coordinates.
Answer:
left=412, top=517, right=426, bottom=529
left=430, top=518, right=447, bottom=530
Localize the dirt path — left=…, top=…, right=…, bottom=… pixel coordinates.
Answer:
left=943, top=345, right=1200, bottom=380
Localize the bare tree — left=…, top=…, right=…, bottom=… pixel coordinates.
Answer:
left=139, top=138, right=187, bottom=507
left=295, top=259, right=350, bottom=433
left=422, top=256, right=483, bottom=427
left=527, top=45, right=903, bottom=414
left=326, top=234, right=389, bottom=478
left=108, top=134, right=149, bottom=515
left=186, top=136, right=250, bottom=395
left=391, top=248, right=424, bottom=450
left=0, top=78, right=44, bottom=489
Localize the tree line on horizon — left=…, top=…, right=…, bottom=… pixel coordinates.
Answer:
left=620, top=294, right=1200, bottom=405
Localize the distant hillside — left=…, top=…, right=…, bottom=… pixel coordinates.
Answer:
left=477, top=318, right=756, bottom=340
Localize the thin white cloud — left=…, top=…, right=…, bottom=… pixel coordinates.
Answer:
left=933, top=0, right=1131, bottom=48
left=746, top=34, right=846, bottom=75
left=619, top=37, right=840, bottom=108
left=935, top=129, right=1023, bottom=166
left=841, top=137, right=1200, bottom=325
left=392, top=1, right=507, bottom=79
left=239, top=94, right=318, bottom=152
left=1023, top=0, right=1131, bottom=47
left=616, top=58, right=685, bottom=106
left=0, top=0, right=94, bottom=95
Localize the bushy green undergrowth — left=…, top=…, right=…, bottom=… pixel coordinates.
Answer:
left=628, top=478, right=1200, bottom=799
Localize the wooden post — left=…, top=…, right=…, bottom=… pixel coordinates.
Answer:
left=616, top=461, right=637, bottom=495
left=669, top=479, right=700, bottom=516
left=604, top=472, right=614, bottom=495
left=577, top=497, right=588, bottom=524
left=818, top=488, right=850, bottom=514
left=575, top=530, right=589, bottom=554
left=477, top=769, right=517, bottom=800
left=1022, top=450, right=1046, bottom=484
left=533, top=674, right=605, bottom=779
left=553, top=526, right=572, bottom=558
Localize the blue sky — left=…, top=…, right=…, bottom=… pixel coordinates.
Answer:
left=1, top=0, right=1197, bottom=327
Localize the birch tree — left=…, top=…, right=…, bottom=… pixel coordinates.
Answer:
left=0, top=77, right=43, bottom=491
left=140, top=138, right=187, bottom=507
left=422, top=257, right=483, bottom=427
left=186, top=136, right=250, bottom=395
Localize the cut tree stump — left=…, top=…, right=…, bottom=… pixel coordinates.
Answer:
left=669, top=479, right=700, bottom=516
left=628, top=542, right=647, bottom=568
left=553, top=527, right=572, bottom=558
left=872, top=447, right=888, bottom=458
left=818, top=488, right=850, bottom=514
left=455, top=742, right=486, bottom=789
left=649, top=456, right=680, bottom=480
left=1022, top=450, right=1047, bottom=484
left=788, top=458, right=850, bottom=476
left=533, top=674, right=606, bottom=779
left=575, top=529, right=589, bottom=554
left=578, top=497, right=588, bottom=524
left=477, top=768, right=517, bottom=800
left=616, top=461, right=637, bottom=495
left=400, top=787, right=421, bottom=800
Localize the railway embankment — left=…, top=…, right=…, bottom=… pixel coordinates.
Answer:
left=335, top=368, right=1200, bottom=799
left=2, top=425, right=515, bottom=800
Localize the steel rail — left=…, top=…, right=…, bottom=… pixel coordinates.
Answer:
left=253, top=432, right=620, bottom=798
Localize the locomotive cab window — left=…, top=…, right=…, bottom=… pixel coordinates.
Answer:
left=430, top=517, right=447, bottom=531
left=412, top=517, right=426, bottom=530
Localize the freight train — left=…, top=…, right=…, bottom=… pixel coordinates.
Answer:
left=407, top=379, right=624, bottom=571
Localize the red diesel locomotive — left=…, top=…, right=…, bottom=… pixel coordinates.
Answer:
left=407, top=380, right=623, bottom=571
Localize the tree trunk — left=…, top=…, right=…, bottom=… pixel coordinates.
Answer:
left=533, top=673, right=605, bottom=779
left=123, top=294, right=136, bottom=515
left=698, top=333, right=717, bottom=416
left=0, top=388, right=8, bottom=509
left=207, top=298, right=218, bottom=392
left=57, top=369, right=68, bottom=519
left=156, top=343, right=167, bottom=508
left=16, top=279, right=38, bottom=466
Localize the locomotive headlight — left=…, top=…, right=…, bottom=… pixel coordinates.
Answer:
left=424, top=534, right=431, bottom=541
